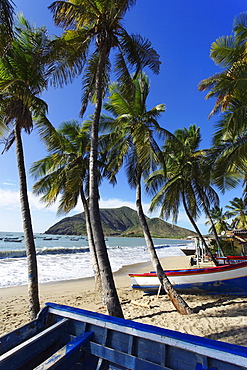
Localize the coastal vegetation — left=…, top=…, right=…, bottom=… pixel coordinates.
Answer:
left=30, top=119, right=102, bottom=291
left=1, top=2, right=247, bottom=318
left=100, top=71, right=193, bottom=313
left=48, top=0, right=161, bottom=318
left=0, top=13, right=56, bottom=319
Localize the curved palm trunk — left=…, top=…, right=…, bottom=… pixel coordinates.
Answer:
left=89, top=46, right=123, bottom=318
left=204, top=207, right=225, bottom=257
left=14, top=125, right=40, bottom=320
left=197, top=188, right=225, bottom=257
left=136, top=169, right=193, bottom=315
left=182, top=193, right=218, bottom=266
left=80, top=187, right=101, bottom=291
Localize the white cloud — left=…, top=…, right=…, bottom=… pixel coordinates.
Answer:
left=0, top=188, right=58, bottom=212
left=0, top=188, right=207, bottom=233
left=0, top=189, right=20, bottom=209
left=99, top=198, right=137, bottom=210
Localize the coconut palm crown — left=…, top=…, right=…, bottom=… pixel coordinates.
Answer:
left=49, top=0, right=161, bottom=318
left=0, top=14, right=56, bottom=319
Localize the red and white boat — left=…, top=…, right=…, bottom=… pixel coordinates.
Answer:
left=129, top=262, right=247, bottom=295
left=216, top=255, right=247, bottom=265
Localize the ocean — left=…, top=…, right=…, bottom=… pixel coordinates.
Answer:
left=0, top=232, right=193, bottom=288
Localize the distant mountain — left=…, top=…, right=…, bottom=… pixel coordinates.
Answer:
left=45, top=206, right=196, bottom=239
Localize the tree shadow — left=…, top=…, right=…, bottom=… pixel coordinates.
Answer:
left=131, top=309, right=175, bottom=320
left=193, top=295, right=247, bottom=314
left=206, top=327, right=247, bottom=346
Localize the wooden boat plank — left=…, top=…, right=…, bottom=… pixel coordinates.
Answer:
left=0, top=306, right=49, bottom=354
left=0, top=319, right=69, bottom=370
left=86, top=341, right=171, bottom=370
left=1, top=302, right=247, bottom=369
left=46, top=303, right=247, bottom=368
left=34, top=330, right=94, bottom=370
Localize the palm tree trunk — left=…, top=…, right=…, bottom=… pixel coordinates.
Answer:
left=136, top=168, right=193, bottom=315
left=14, top=125, right=40, bottom=320
left=182, top=193, right=218, bottom=266
left=197, top=188, right=225, bottom=257
left=80, top=187, right=101, bottom=291
left=89, top=46, right=123, bottom=318
left=204, top=207, right=225, bottom=257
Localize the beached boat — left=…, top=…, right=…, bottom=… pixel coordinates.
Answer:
left=129, top=261, right=247, bottom=295
left=216, top=255, right=247, bottom=265
left=0, top=302, right=246, bottom=369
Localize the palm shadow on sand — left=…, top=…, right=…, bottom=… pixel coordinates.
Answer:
left=192, top=295, right=247, bottom=314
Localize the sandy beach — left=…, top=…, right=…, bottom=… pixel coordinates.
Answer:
left=0, top=255, right=246, bottom=346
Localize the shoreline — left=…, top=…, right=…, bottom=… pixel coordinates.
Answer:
left=0, top=256, right=191, bottom=297
left=1, top=255, right=247, bottom=347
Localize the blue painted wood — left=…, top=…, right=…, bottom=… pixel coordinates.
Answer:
left=1, top=302, right=247, bottom=370
left=46, top=303, right=247, bottom=369
left=46, top=302, right=247, bottom=362
left=87, top=341, right=170, bottom=370
left=131, top=274, right=247, bottom=295
left=0, top=318, right=69, bottom=370
left=195, top=364, right=217, bottom=370
left=0, top=306, right=49, bottom=355
left=35, top=330, right=94, bottom=369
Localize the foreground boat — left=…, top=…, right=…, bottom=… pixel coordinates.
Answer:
left=0, top=302, right=247, bottom=369
left=129, top=261, right=247, bottom=295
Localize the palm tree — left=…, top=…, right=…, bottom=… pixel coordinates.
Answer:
left=198, top=12, right=247, bottom=118
left=148, top=125, right=220, bottom=265
left=206, top=206, right=230, bottom=234
left=0, top=0, right=15, bottom=54
left=0, top=15, right=55, bottom=319
left=226, top=197, right=247, bottom=229
left=102, top=72, right=193, bottom=314
left=49, top=0, right=161, bottom=318
left=30, top=118, right=104, bottom=291
left=198, top=13, right=247, bottom=195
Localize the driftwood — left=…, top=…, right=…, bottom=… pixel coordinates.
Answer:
left=131, top=300, right=150, bottom=309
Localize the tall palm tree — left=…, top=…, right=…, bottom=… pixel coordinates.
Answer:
left=198, top=12, right=247, bottom=118
left=49, top=0, right=161, bottom=317
left=226, top=197, right=247, bottom=229
left=148, top=125, right=220, bottom=264
left=102, top=72, right=193, bottom=314
left=0, top=15, right=55, bottom=319
left=198, top=13, right=247, bottom=195
left=205, top=206, right=230, bottom=234
left=0, top=0, right=15, bottom=54
left=30, top=118, right=105, bottom=291
left=206, top=101, right=247, bottom=194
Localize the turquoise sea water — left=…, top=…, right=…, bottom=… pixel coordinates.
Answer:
left=0, top=232, right=193, bottom=288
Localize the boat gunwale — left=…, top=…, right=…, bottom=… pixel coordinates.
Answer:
left=129, top=262, right=247, bottom=278
left=45, top=302, right=247, bottom=368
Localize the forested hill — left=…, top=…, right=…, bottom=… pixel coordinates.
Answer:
left=45, top=206, right=196, bottom=239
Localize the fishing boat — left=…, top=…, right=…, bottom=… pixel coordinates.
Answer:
left=216, top=255, right=247, bottom=265
left=129, top=261, right=247, bottom=295
left=4, top=237, right=22, bottom=242
left=0, top=302, right=246, bottom=369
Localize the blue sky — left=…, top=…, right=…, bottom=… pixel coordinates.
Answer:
left=0, top=0, right=245, bottom=233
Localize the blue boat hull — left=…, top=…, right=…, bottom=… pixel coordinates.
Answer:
left=132, top=274, right=247, bottom=295
left=1, top=302, right=247, bottom=369
left=130, top=262, right=247, bottom=295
